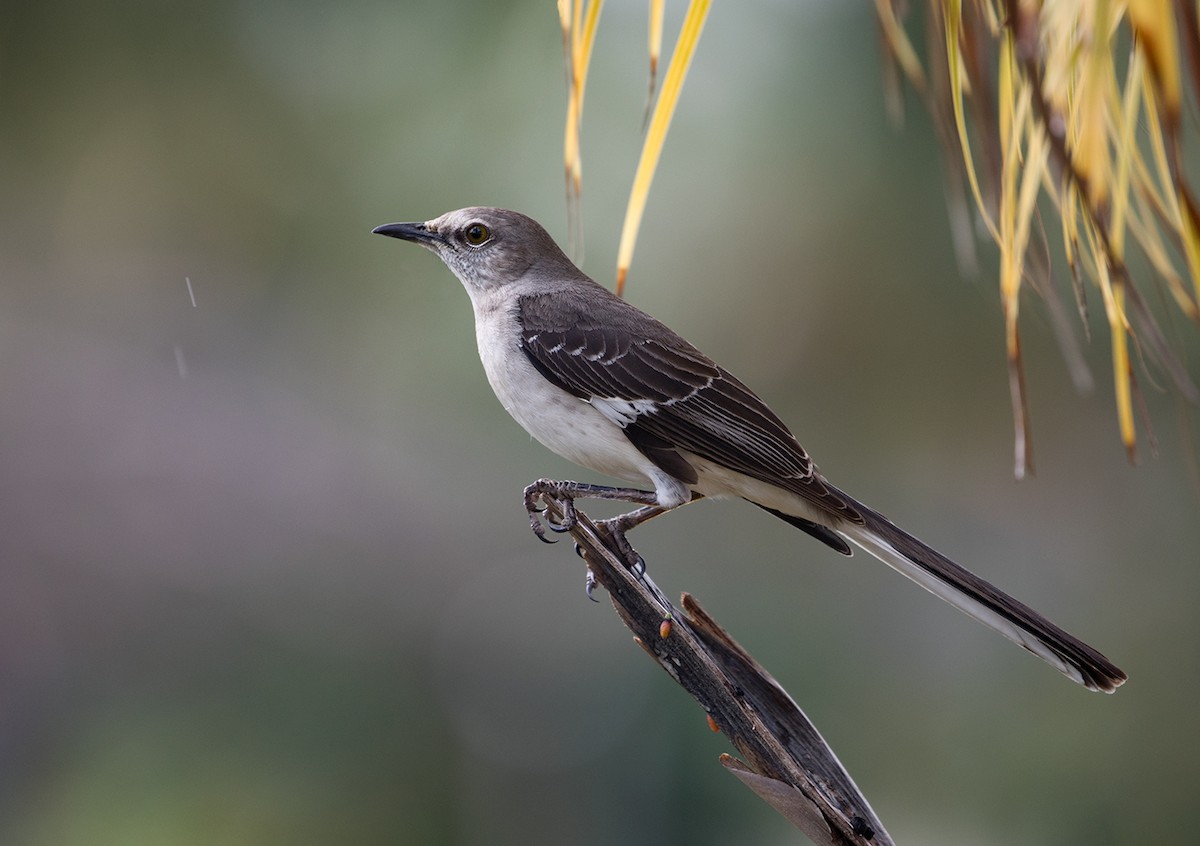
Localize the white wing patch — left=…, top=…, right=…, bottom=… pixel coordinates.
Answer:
left=590, top=397, right=660, bottom=428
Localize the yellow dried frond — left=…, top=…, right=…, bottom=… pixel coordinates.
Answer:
left=559, top=0, right=709, bottom=295
left=616, top=0, right=711, bottom=297
left=877, top=0, right=1200, bottom=471
left=1177, top=192, right=1200, bottom=305
left=648, top=0, right=664, bottom=75
left=1087, top=213, right=1137, bottom=457
left=1126, top=193, right=1195, bottom=319
left=576, top=1, right=603, bottom=109
left=876, top=0, right=928, bottom=91
left=1070, top=0, right=1113, bottom=210
left=947, top=0, right=1001, bottom=242
left=559, top=0, right=577, bottom=193
left=1108, top=46, right=1144, bottom=262
left=1128, top=0, right=1182, bottom=124
left=645, top=0, right=665, bottom=124
left=560, top=0, right=603, bottom=255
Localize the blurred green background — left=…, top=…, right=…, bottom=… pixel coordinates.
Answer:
left=2, top=2, right=1197, bottom=844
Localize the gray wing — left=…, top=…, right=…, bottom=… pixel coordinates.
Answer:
left=516, top=290, right=863, bottom=526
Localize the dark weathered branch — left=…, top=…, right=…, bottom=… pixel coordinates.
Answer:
left=539, top=496, right=892, bottom=846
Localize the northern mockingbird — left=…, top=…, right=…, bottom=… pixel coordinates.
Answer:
left=374, top=206, right=1126, bottom=693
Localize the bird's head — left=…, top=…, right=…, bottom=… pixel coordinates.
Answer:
left=373, top=207, right=577, bottom=293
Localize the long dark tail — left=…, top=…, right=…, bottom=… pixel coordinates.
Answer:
left=804, top=501, right=1126, bottom=693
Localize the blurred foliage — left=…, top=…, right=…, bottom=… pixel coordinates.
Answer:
left=560, top=0, right=712, bottom=297
left=879, top=0, right=1200, bottom=475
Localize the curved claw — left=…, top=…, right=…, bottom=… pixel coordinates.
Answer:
left=546, top=518, right=573, bottom=534
left=630, top=555, right=646, bottom=579
left=529, top=514, right=558, bottom=544
left=584, top=569, right=600, bottom=602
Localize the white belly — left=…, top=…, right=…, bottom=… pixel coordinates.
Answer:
left=472, top=302, right=659, bottom=487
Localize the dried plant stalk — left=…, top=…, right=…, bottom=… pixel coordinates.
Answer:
left=538, top=496, right=892, bottom=846
left=879, top=0, right=1200, bottom=473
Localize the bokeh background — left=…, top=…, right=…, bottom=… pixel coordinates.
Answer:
left=2, top=2, right=1198, bottom=844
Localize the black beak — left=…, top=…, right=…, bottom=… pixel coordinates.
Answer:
left=372, top=222, right=444, bottom=245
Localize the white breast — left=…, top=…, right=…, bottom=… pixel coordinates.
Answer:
left=469, top=296, right=661, bottom=489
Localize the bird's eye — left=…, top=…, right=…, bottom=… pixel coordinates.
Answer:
left=464, top=223, right=492, bottom=246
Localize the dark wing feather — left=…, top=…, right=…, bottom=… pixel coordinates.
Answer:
left=517, top=289, right=863, bottom=525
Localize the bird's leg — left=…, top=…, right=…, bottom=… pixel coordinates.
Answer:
left=597, top=502, right=674, bottom=534
left=523, top=478, right=658, bottom=543
left=526, top=482, right=701, bottom=597
left=592, top=496, right=701, bottom=577
left=595, top=491, right=704, bottom=538
left=587, top=505, right=666, bottom=577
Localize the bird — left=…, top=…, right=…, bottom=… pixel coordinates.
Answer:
left=373, top=206, right=1126, bottom=694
